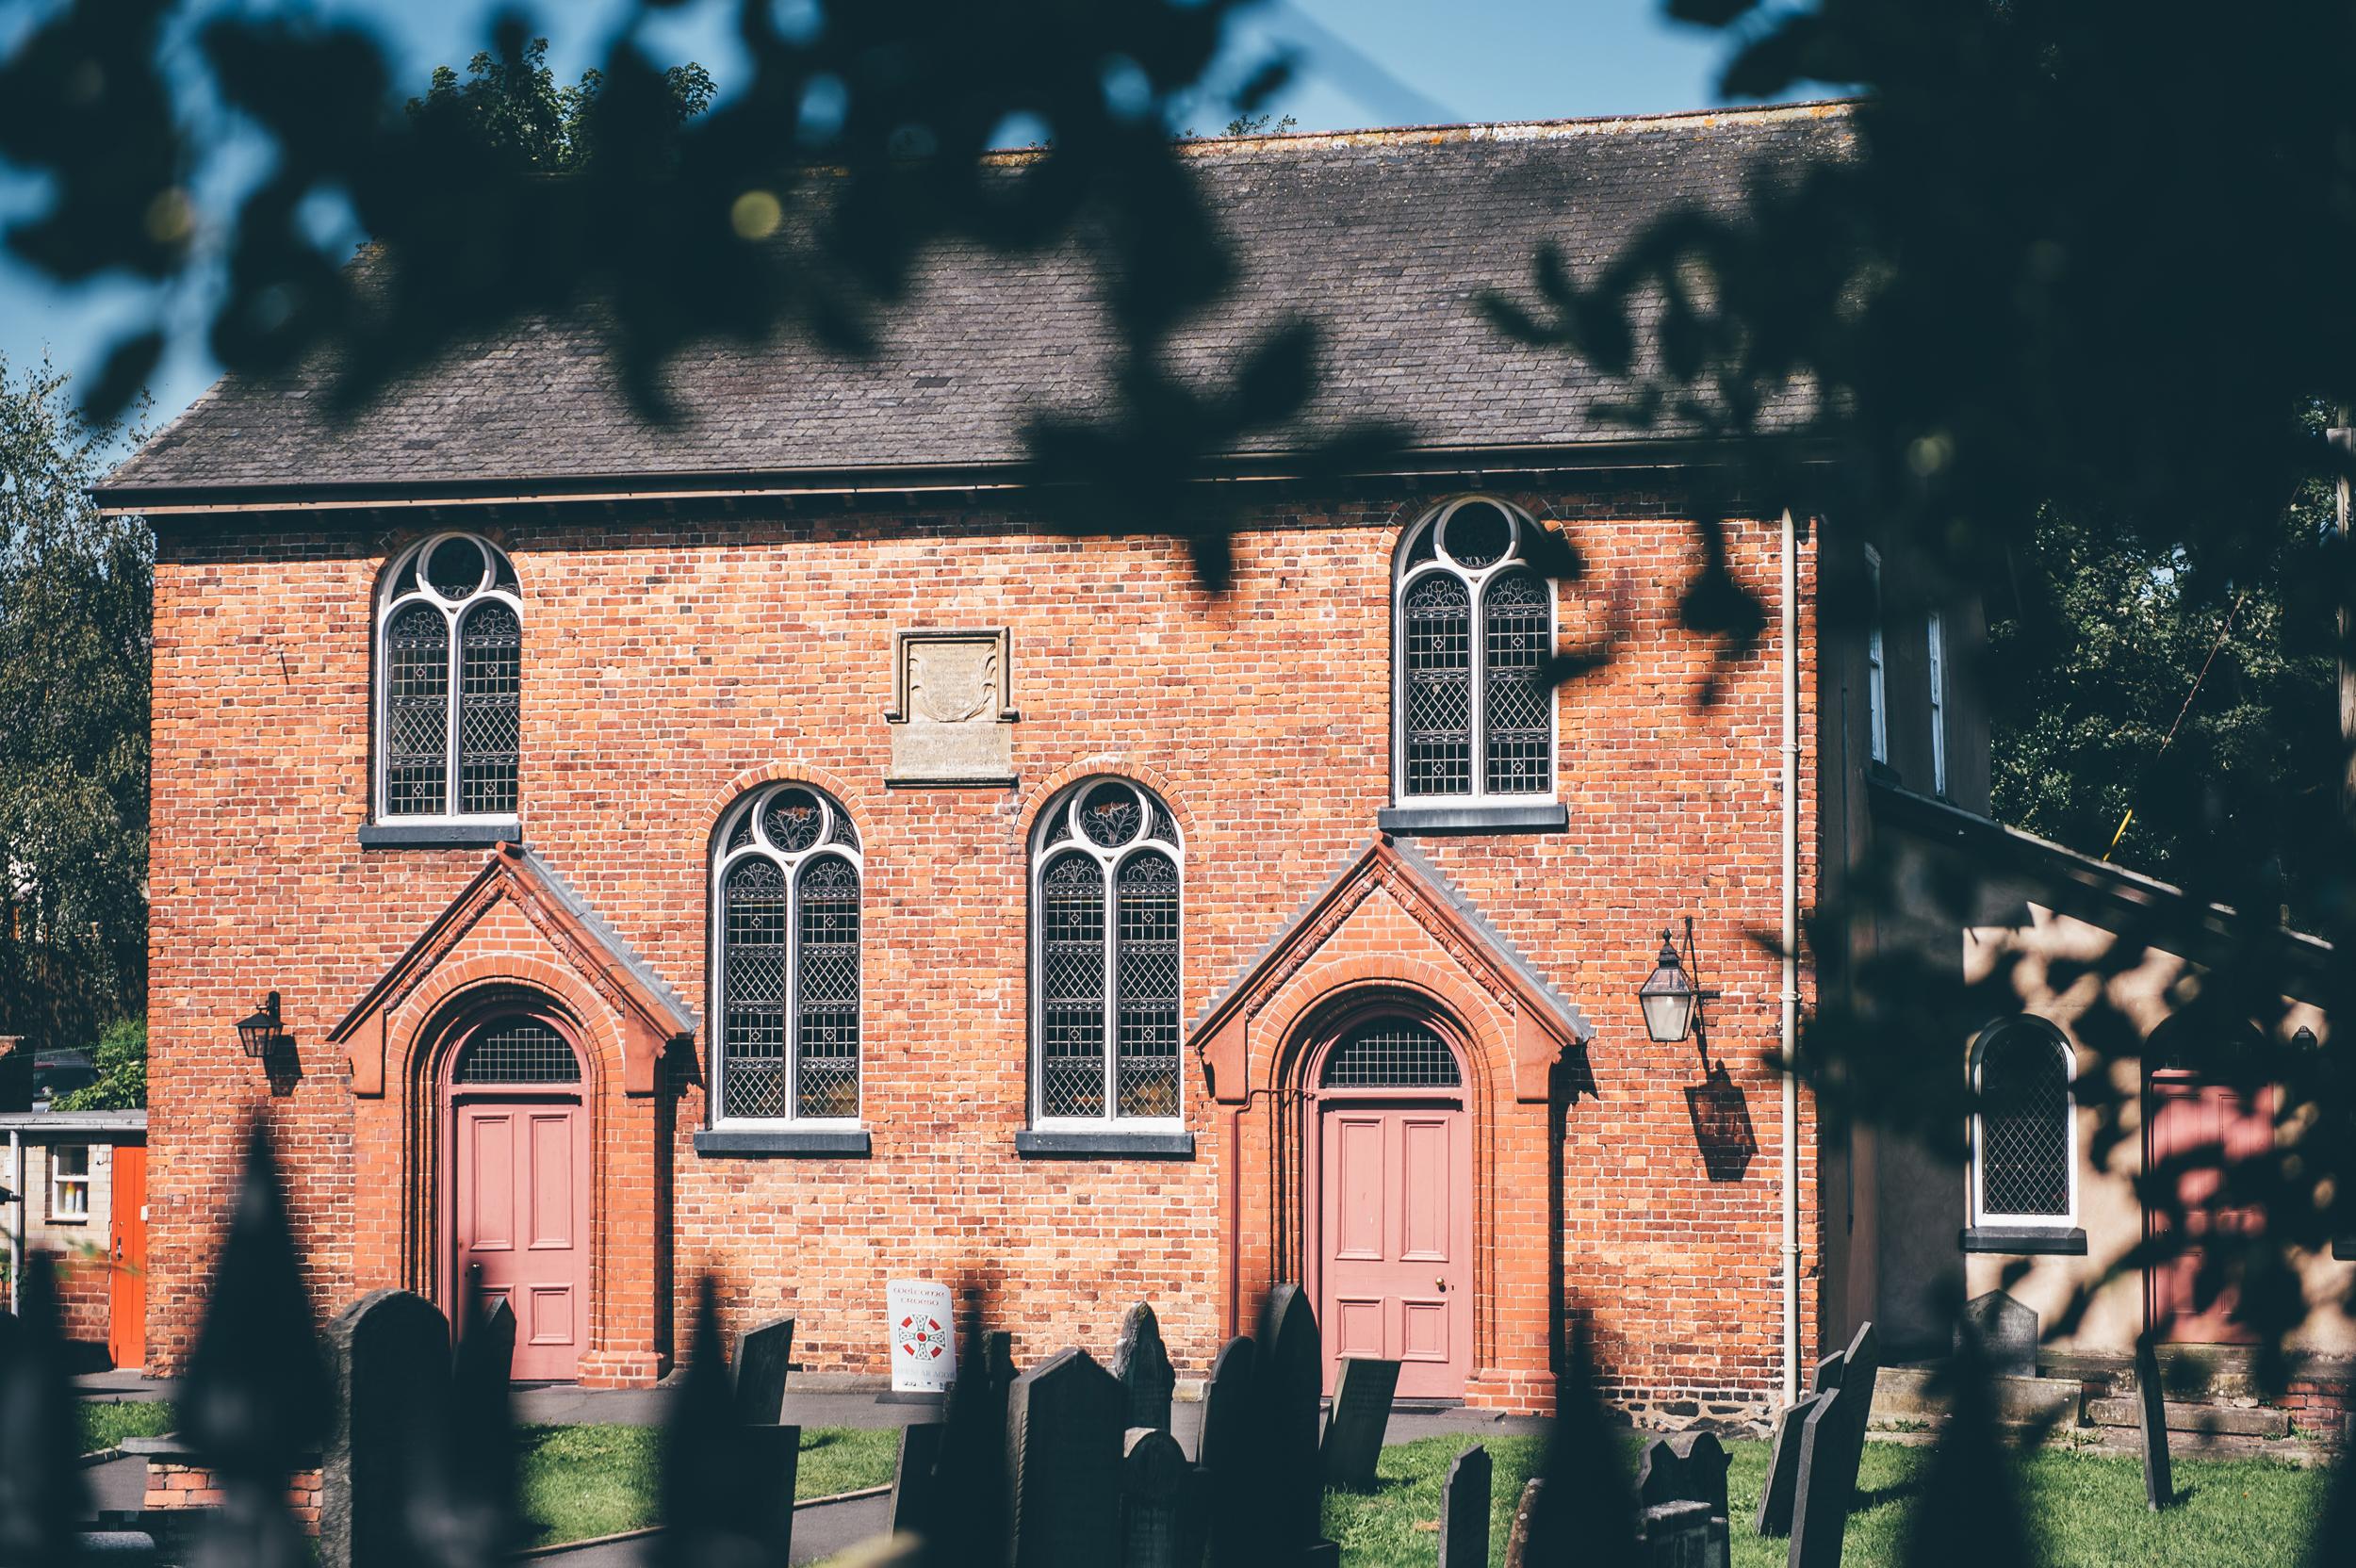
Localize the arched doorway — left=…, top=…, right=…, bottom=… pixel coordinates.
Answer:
left=444, top=1008, right=591, bottom=1380
left=1309, top=1011, right=1475, bottom=1399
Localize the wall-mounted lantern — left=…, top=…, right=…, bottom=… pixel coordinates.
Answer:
left=236, top=991, right=290, bottom=1059
left=1636, top=920, right=1722, bottom=1048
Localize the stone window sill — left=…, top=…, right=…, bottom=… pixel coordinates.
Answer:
left=1014, top=1129, right=1196, bottom=1159
left=359, top=820, right=522, bottom=850
left=694, top=1128, right=873, bottom=1158
left=1376, top=802, right=1567, bottom=836
left=1961, top=1225, right=2086, bottom=1256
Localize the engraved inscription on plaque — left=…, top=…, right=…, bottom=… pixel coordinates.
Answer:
left=887, top=628, right=1018, bottom=786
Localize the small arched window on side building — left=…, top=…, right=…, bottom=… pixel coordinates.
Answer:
left=375, top=533, right=523, bottom=826
left=1968, top=1016, right=2081, bottom=1250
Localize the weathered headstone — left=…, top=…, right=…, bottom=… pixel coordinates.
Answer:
left=1958, top=1290, right=2037, bottom=1380
left=1196, top=1335, right=1260, bottom=1568
left=1638, top=1430, right=1730, bottom=1526
left=1759, top=1320, right=1879, bottom=1543
left=1256, top=1284, right=1339, bottom=1563
left=1643, top=1499, right=1715, bottom=1567
left=1754, top=1390, right=1828, bottom=1537
left=2135, top=1333, right=2174, bottom=1511
left=731, top=1315, right=795, bottom=1426
left=1005, top=1348, right=1126, bottom=1568
left=1120, top=1427, right=1194, bottom=1568
left=1112, top=1302, right=1177, bottom=1435
left=889, top=1422, right=947, bottom=1538
left=1787, top=1325, right=1879, bottom=1568
left=1437, top=1444, right=1492, bottom=1568
left=1319, top=1356, right=1401, bottom=1490
left=445, top=1292, right=519, bottom=1560
left=319, top=1290, right=453, bottom=1568
left=1503, top=1477, right=1545, bottom=1568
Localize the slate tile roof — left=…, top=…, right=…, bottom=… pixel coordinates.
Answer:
left=99, top=102, right=1852, bottom=501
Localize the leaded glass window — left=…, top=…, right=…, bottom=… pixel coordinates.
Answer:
left=711, top=784, right=862, bottom=1123
left=1972, top=1018, right=2074, bottom=1222
left=376, top=533, right=523, bottom=821
left=1032, top=778, right=1184, bottom=1124
left=454, top=1016, right=581, bottom=1084
left=1395, top=498, right=1557, bottom=801
left=1320, top=1019, right=1462, bottom=1088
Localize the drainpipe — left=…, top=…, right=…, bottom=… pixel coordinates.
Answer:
left=1781, top=508, right=1803, bottom=1407
left=8, top=1129, right=20, bottom=1316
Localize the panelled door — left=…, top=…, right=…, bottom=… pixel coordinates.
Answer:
left=2145, top=1069, right=2272, bottom=1344
left=107, top=1144, right=148, bottom=1370
left=1314, top=1017, right=1474, bottom=1400
left=448, top=1015, right=591, bottom=1381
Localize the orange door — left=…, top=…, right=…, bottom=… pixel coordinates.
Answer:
left=454, top=1098, right=589, bottom=1380
left=1318, top=1099, right=1474, bottom=1399
left=2145, top=1071, right=2272, bottom=1344
left=107, top=1145, right=148, bottom=1370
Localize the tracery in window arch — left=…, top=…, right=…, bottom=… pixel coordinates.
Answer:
left=712, top=784, right=863, bottom=1122
left=1972, top=1017, right=2074, bottom=1222
left=376, top=532, right=522, bottom=820
left=1032, top=777, right=1183, bottom=1123
left=1394, top=498, right=1558, bottom=801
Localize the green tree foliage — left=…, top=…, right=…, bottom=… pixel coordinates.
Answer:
left=408, top=38, right=716, bottom=173
left=1988, top=490, right=2340, bottom=928
left=48, top=1018, right=147, bottom=1112
left=0, top=356, right=151, bottom=1058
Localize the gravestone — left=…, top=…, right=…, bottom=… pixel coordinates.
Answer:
left=731, top=1315, right=795, bottom=1426
left=1112, top=1302, right=1177, bottom=1434
left=1643, top=1499, right=1715, bottom=1567
left=2135, top=1334, right=2174, bottom=1511
left=1318, top=1356, right=1401, bottom=1490
left=1437, top=1444, right=1492, bottom=1568
left=1754, top=1389, right=1828, bottom=1537
left=1005, top=1348, right=1126, bottom=1568
left=1502, top=1477, right=1545, bottom=1568
left=1638, top=1430, right=1730, bottom=1526
left=1256, top=1284, right=1339, bottom=1564
left=1787, top=1324, right=1880, bottom=1568
left=1196, top=1335, right=1260, bottom=1568
left=889, top=1422, right=946, bottom=1538
left=445, top=1294, right=518, bottom=1560
left=1120, top=1427, right=1196, bottom=1568
left=319, top=1290, right=453, bottom=1568
left=1958, top=1290, right=2037, bottom=1379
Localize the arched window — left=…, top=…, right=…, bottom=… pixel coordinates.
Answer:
left=711, top=783, right=863, bottom=1123
left=1394, top=497, right=1556, bottom=801
left=1320, top=1017, right=1463, bottom=1089
left=1971, top=1017, right=2076, bottom=1225
left=453, top=1015, right=581, bottom=1085
left=376, top=533, right=523, bottom=822
left=1032, top=778, right=1182, bottom=1124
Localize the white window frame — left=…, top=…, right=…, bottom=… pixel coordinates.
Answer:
left=49, top=1144, right=90, bottom=1221
left=1029, top=778, right=1186, bottom=1131
left=1926, top=608, right=1948, bottom=796
left=1970, top=1017, right=2079, bottom=1229
left=1863, top=545, right=1889, bottom=765
left=372, top=531, right=525, bottom=827
left=1391, top=496, right=1560, bottom=805
left=709, top=784, right=865, bottom=1129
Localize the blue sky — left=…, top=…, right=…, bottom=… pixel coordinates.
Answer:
left=0, top=0, right=1753, bottom=429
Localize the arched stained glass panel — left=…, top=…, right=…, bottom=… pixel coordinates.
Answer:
left=1116, top=851, right=1181, bottom=1119
left=1403, top=574, right=1473, bottom=796
left=721, top=858, right=791, bottom=1120
left=1040, top=854, right=1108, bottom=1118
left=377, top=533, right=521, bottom=822
left=455, top=1016, right=581, bottom=1084
left=457, top=600, right=522, bottom=816
left=1483, top=571, right=1551, bottom=795
left=1979, top=1023, right=2070, bottom=1217
left=1394, top=498, right=1556, bottom=803
left=384, top=601, right=451, bottom=815
left=795, top=858, right=861, bottom=1119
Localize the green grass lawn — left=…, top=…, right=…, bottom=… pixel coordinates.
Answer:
left=75, top=1399, right=175, bottom=1455
left=517, top=1423, right=899, bottom=1548
left=1321, top=1434, right=2336, bottom=1568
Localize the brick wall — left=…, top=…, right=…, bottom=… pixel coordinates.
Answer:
left=143, top=480, right=1819, bottom=1416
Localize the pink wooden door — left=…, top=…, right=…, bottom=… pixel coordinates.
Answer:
left=1318, top=1102, right=1473, bottom=1399
left=455, top=1098, right=589, bottom=1380
left=2145, top=1070, right=2272, bottom=1345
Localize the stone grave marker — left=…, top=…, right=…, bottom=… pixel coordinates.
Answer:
left=319, top=1289, right=452, bottom=1568
left=2135, top=1334, right=2174, bottom=1511
left=1256, top=1284, right=1339, bottom=1564
left=1959, top=1290, right=2037, bottom=1380
left=1196, top=1335, right=1259, bottom=1568
left=1437, top=1444, right=1492, bottom=1568
left=1319, top=1356, right=1401, bottom=1490
left=1786, top=1322, right=1880, bottom=1568
left=1004, top=1347, right=1125, bottom=1568
left=1113, top=1302, right=1177, bottom=1434
left=1637, top=1430, right=1730, bottom=1525
left=1642, top=1499, right=1715, bottom=1567
left=1754, top=1389, right=1828, bottom=1537
left=1502, top=1477, right=1545, bottom=1568
left=889, top=1421, right=946, bottom=1539
left=1120, top=1426, right=1194, bottom=1568
left=731, top=1315, right=795, bottom=1426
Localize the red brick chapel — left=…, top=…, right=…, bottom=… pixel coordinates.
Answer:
left=95, top=102, right=1916, bottom=1419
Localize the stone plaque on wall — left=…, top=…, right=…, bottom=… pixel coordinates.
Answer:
left=887, top=628, right=1018, bottom=785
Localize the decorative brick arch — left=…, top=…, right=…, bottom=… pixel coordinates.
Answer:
left=1015, top=757, right=1198, bottom=844
left=1259, top=958, right=1513, bottom=1105
left=695, top=760, right=867, bottom=853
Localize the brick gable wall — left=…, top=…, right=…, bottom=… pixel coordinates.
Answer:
left=144, top=480, right=1818, bottom=1417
